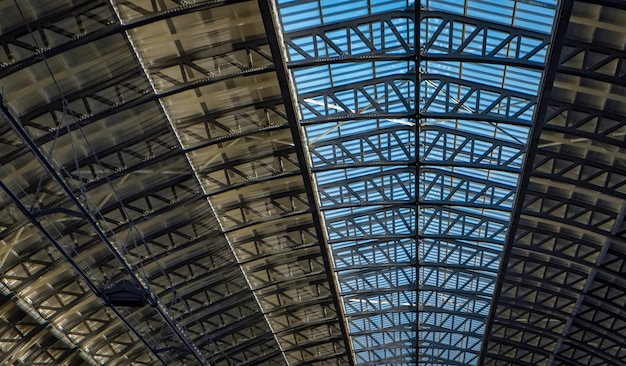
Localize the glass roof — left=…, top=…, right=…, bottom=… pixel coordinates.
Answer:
left=276, top=0, right=557, bottom=364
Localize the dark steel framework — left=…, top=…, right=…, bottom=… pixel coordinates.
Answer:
left=483, top=1, right=626, bottom=365
left=2, top=0, right=625, bottom=365
left=275, top=0, right=556, bottom=365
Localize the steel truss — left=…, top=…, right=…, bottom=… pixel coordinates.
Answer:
left=0, top=0, right=352, bottom=365
left=273, top=0, right=558, bottom=364
left=483, top=1, right=626, bottom=365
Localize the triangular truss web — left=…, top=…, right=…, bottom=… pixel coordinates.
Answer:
left=276, top=0, right=557, bottom=364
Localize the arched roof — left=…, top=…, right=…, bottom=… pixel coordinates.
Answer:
left=0, top=0, right=624, bottom=365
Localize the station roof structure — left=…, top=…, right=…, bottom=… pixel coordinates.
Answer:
left=0, top=0, right=624, bottom=365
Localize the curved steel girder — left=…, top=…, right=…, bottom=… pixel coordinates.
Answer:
left=420, top=324, right=484, bottom=340
left=150, top=262, right=240, bottom=303
left=51, top=176, right=199, bottom=236
left=299, top=73, right=414, bottom=98
left=530, top=152, right=626, bottom=201
left=0, top=322, right=71, bottom=365
left=420, top=207, right=509, bottom=242
left=494, top=312, right=626, bottom=363
left=205, top=171, right=303, bottom=197
left=420, top=235, right=504, bottom=251
left=421, top=200, right=514, bottom=212
left=57, top=306, right=164, bottom=361
left=281, top=334, right=344, bottom=354
left=233, top=224, right=320, bottom=263
left=2, top=132, right=181, bottom=209
left=490, top=318, right=561, bottom=346
left=420, top=74, right=536, bottom=118
left=542, top=100, right=626, bottom=148
left=422, top=166, right=516, bottom=189
left=357, top=354, right=416, bottom=366
left=325, top=211, right=416, bottom=239
left=419, top=354, right=474, bottom=366
left=507, top=250, right=593, bottom=279
left=335, top=263, right=415, bottom=271
left=245, top=350, right=285, bottom=366
left=521, top=192, right=619, bottom=238
left=332, top=236, right=415, bottom=248
left=419, top=286, right=494, bottom=300
left=421, top=11, right=549, bottom=67
left=312, top=161, right=416, bottom=173
left=0, top=111, right=206, bottom=364
left=421, top=123, right=525, bottom=152
left=15, top=68, right=148, bottom=136
left=289, top=53, right=414, bottom=68
left=298, top=74, right=414, bottom=123
left=191, top=312, right=266, bottom=345
left=558, top=37, right=626, bottom=85
left=0, top=0, right=249, bottom=78
left=176, top=291, right=257, bottom=331
left=208, top=330, right=277, bottom=365
left=320, top=200, right=415, bottom=211
left=252, top=271, right=329, bottom=298
left=495, top=297, right=576, bottom=328
left=311, top=152, right=414, bottom=170
left=485, top=334, right=582, bottom=366
left=221, top=209, right=311, bottom=235
left=498, top=276, right=581, bottom=308
left=511, top=230, right=604, bottom=272
left=193, top=143, right=297, bottom=174
left=346, top=306, right=416, bottom=319
left=419, top=306, right=487, bottom=322
left=483, top=350, right=551, bottom=366
left=148, top=36, right=272, bottom=72
left=420, top=340, right=480, bottom=358
left=329, top=234, right=415, bottom=245
left=419, top=160, right=520, bottom=173
left=338, top=265, right=415, bottom=281
left=310, top=130, right=415, bottom=168
left=317, top=166, right=414, bottom=185
left=420, top=174, right=515, bottom=206
left=341, top=286, right=416, bottom=297
left=12, top=95, right=285, bottom=171
left=420, top=111, right=533, bottom=127
left=421, top=204, right=510, bottom=225
left=420, top=260, right=499, bottom=273
left=272, top=316, right=343, bottom=339
left=351, top=324, right=417, bottom=336
left=318, top=175, right=415, bottom=207
left=284, top=8, right=549, bottom=68
left=310, top=124, right=413, bottom=146
left=291, top=351, right=348, bottom=366
left=301, top=111, right=414, bottom=126
left=353, top=339, right=414, bottom=354
left=221, top=195, right=309, bottom=227
left=242, top=248, right=321, bottom=273
left=284, top=9, right=413, bottom=67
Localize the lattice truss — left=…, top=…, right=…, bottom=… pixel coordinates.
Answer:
left=0, top=0, right=355, bottom=365
left=276, top=0, right=556, bottom=365
left=484, top=1, right=626, bottom=365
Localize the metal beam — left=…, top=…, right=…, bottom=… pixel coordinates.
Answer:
left=0, top=0, right=250, bottom=78
left=0, top=98, right=208, bottom=364
left=257, top=1, right=357, bottom=364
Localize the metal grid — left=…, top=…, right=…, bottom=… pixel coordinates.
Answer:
left=0, top=0, right=350, bottom=364
left=275, top=0, right=557, bottom=364
left=483, top=1, right=626, bottom=365
left=9, top=0, right=626, bottom=365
